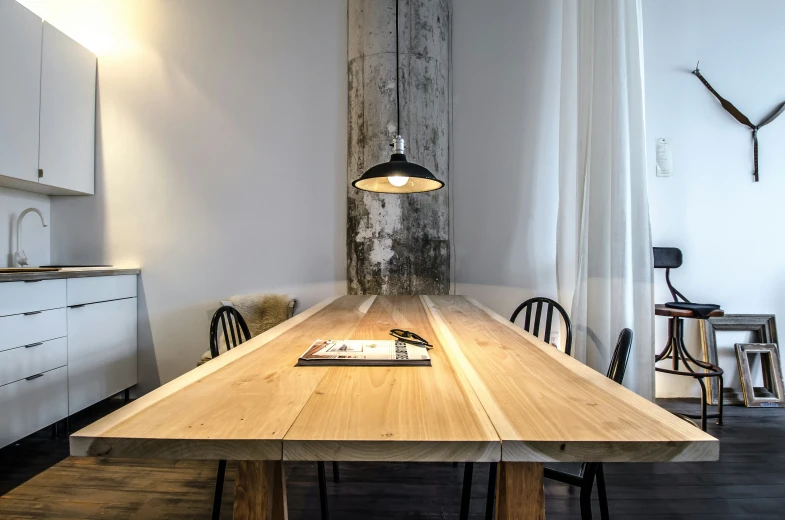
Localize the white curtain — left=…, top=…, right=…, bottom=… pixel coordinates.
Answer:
left=556, top=0, right=654, bottom=399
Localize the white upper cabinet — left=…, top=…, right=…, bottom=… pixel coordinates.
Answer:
left=0, top=5, right=96, bottom=196
left=0, top=0, right=42, bottom=184
left=39, top=22, right=96, bottom=195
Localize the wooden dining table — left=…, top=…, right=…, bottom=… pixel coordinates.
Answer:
left=70, top=295, right=718, bottom=519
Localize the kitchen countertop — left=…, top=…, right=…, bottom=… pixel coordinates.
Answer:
left=0, top=267, right=141, bottom=282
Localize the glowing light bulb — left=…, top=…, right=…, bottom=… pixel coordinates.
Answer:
left=388, top=176, right=409, bottom=187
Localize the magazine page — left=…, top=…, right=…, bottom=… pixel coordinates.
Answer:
left=300, top=339, right=430, bottom=363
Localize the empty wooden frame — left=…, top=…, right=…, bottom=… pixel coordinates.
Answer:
left=735, top=343, right=785, bottom=408
left=700, top=315, right=778, bottom=405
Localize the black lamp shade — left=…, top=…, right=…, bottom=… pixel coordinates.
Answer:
left=352, top=153, right=444, bottom=194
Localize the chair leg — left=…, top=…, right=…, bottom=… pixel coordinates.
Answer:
left=696, top=377, right=709, bottom=431
left=485, top=462, right=497, bottom=520
left=580, top=463, right=597, bottom=520
left=459, top=462, right=473, bottom=520
left=596, top=463, right=609, bottom=520
left=717, top=373, right=724, bottom=425
left=317, top=461, right=330, bottom=520
left=332, top=462, right=340, bottom=483
left=212, top=460, right=226, bottom=520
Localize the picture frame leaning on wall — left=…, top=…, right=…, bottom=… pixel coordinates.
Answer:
left=700, top=314, right=778, bottom=405
left=735, top=343, right=785, bottom=408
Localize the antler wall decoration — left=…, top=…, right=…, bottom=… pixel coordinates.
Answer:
left=693, top=63, right=785, bottom=182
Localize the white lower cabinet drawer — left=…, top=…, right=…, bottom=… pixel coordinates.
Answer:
left=0, top=366, right=68, bottom=449
left=0, top=307, right=67, bottom=352
left=0, top=337, right=67, bottom=387
left=67, top=275, right=137, bottom=306
left=0, top=279, right=66, bottom=317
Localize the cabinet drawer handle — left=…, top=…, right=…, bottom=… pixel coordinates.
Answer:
left=25, top=373, right=44, bottom=381
left=24, top=342, right=43, bottom=349
left=24, top=280, right=42, bottom=283
left=23, top=310, right=42, bottom=316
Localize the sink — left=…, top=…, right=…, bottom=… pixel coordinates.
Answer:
left=0, top=267, right=61, bottom=273
left=41, top=265, right=112, bottom=268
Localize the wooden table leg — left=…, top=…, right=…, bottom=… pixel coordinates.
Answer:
left=495, top=462, right=545, bottom=520
left=233, top=461, right=288, bottom=520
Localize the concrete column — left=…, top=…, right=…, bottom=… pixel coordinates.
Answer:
left=347, top=0, right=450, bottom=295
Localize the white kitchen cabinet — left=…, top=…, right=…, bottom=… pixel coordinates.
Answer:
left=0, top=0, right=42, bottom=184
left=0, top=272, right=139, bottom=449
left=0, top=366, right=68, bottom=449
left=38, top=22, right=96, bottom=195
left=67, top=297, right=138, bottom=415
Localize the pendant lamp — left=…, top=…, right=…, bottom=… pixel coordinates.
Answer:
left=351, top=0, right=444, bottom=194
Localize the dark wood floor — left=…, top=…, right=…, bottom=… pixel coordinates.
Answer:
left=0, top=398, right=783, bottom=519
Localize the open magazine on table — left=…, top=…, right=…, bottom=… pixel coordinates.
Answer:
left=297, top=339, right=431, bottom=367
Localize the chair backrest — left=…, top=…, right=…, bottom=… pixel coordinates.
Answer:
left=510, top=297, right=573, bottom=356
left=653, top=247, right=690, bottom=303
left=653, top=247, right=682, bottom=269
left=607, top=328, right=633, bottom=384
left=209, top=305, right=252, bottom=358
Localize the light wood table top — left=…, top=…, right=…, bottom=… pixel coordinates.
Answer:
left=425, top=296, right=717, bottom=462
left=72, top=295, right=717, bottom=462
left=70, top=295, right=718, bottom=519
left=71, top=295, right=373, bottom=460
left=283, top=295, right=500, bottom=462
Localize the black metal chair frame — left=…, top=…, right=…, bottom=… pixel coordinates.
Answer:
left=209, top=306, right=252, bottom=520
left=510, top=297, right=573, bottom=356
left=460, top=296, right=573, bottom=520
left=539, top=328, right=633, bottom=520
left=462, top=329, right=632, bottom=520
left=208, top=305, right=336, bottom=520
left=653, top=247, right=724, bottom=431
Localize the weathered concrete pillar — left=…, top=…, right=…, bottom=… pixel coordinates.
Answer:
left=347, top=0, right=450, bottom=295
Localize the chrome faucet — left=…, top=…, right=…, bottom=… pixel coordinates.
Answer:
left=14, top=208, right=48, bottom=267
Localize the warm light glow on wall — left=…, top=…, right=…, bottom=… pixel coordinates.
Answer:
left=16, top=0, right=137, bottom=56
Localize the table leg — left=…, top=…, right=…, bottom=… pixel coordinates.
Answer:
left=233, top=461, right=288, bottom=520
left=495, top=462, right=545, bottom=520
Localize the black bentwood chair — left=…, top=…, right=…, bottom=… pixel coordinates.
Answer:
left=510, top=297, right=573, bottom=355
left=542, top=328, right=634, bottom=520
left=208, top=305, right=334, bottom=520
left=459, top=297, right=574, bottom=520
left=209, top=306, right=252, bottom=520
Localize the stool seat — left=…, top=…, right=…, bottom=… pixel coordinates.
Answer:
left=655, top=304, right=724, bottom=319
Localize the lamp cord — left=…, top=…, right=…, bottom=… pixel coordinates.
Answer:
left=395, top=0, right=400, bottom=134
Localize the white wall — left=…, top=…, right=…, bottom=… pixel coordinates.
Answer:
left=0, top=188, right=50, bottom=267
left=452, top=0, right=562, bottom=316
left=644, top=0, right=785, bottom=397
left=20, top=0, right=347, bottom=393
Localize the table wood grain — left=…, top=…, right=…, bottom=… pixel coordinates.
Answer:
left=70, top=295, right=718, bottom=520
left=424, top=296, right=718, bottom=463
left=283, top=296, right=500, bottom=462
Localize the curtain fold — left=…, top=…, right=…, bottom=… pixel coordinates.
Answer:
left=557, top=0, right=654, bottom=399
